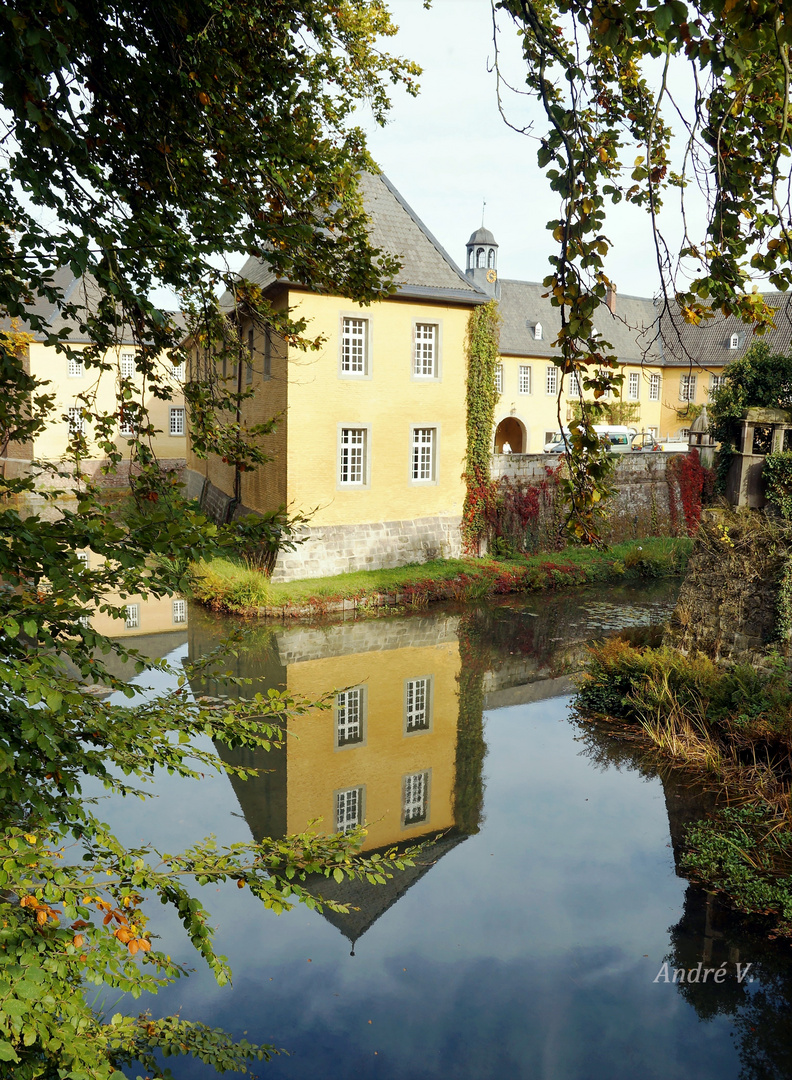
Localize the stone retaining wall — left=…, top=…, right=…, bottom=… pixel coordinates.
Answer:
left=664, top=511, right=790, bottom=664
left=271, top=514, right=463, bottom=583
left=492, top=451, right=679, bottom=541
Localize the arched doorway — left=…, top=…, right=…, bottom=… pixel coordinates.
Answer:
left=494, top=417, right=525, bottom=454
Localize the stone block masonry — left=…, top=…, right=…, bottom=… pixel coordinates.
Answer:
left=492, top=451, right=679, bottom=542
left=664, top=511, right=790, bottom=665
left=270, top=515, right=463, bottom=583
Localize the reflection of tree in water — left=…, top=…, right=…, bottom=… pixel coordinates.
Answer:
left=669, top=887, right=792, bottom=1080
left=574, top=712, right=792, bottom=1080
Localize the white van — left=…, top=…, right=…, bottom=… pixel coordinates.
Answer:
left=596, top=425, right=637, bottom=453
left=542, top=428, right=571, bottom=453
left=545, top=425, right=636, bottom=454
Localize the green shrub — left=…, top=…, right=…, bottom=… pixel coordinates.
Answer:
left=763, top=452, right=792, bottom=520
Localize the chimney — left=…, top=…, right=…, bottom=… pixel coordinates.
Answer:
left=606, top=284, right=617, bottom=313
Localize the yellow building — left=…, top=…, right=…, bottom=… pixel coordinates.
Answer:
left=653, top=300, right=792, bottom=441
left=490, top=277, right=665, bottom=452
left=185, top=173, right=489, bottom=581
left=3, top=270, right=187, bottom=482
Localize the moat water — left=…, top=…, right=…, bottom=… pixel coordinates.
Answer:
left=96, top=582, right=792, bottom=1079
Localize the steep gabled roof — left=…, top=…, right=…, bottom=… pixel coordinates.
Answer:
left=230, top=172, right=489, bottom=307
left=3, top=270, right=185, bottom=346
left=306, top=831, right=468, bottom=951
left=497, top=280, right=661, bottom=365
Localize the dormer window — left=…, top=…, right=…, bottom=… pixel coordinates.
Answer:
left=476, top=247, right=486, bottom=268
left=729, top=333, right=739, bottom=350
left=534, top=322, right=543, bottom=341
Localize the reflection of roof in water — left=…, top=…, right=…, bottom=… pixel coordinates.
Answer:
left=308, top=830, right=467, bottom=953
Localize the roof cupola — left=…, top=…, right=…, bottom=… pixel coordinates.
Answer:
left=465, top=226, right=499, bottom=298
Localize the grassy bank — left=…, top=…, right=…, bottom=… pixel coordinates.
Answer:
left=188, top=535, right=692, bottom=617
left=576, top=639, right=792, bottom=936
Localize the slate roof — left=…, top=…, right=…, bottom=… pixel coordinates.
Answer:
left=305, top=830, right=468, bottom=951
left=3, top=270, right=185, bottom=345
left=498, top=280, right=661, bottom=365
left=468, top=226, right=498, bottom=246
left=656, top=292, right=792, bottom=367
left=229, top=172, right=489, bottom=307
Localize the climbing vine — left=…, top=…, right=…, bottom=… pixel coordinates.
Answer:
left=462, top=300, right=502, bottom=553
left=666, top=449, right=713, bottom=537
left=763, top=453, right=792, bottom=520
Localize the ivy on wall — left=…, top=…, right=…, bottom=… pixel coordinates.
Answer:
left=462, top=300, right=502, bottom=553
left=764, top=453, right=792, bottom=520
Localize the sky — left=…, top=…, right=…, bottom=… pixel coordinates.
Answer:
left=360, top=0, right=699, bottom=300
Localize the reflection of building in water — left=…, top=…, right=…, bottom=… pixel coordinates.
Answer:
left=190, top=612, right=477, bottom=849
left=188, top=611, right=485, bottom=948
left=91, top=592, right=188, bottom=639
left=80, top=592, right=189, bottom=685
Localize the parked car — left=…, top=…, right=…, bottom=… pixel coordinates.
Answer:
left=630, top=432, right=663, bottom=452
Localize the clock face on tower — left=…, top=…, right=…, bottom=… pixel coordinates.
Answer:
left=486, top=269, right=497, bottom=283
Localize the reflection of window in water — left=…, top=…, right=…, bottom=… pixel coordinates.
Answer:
left=172, top=599, right=187, bottom=624
left=336, top=786, right=363, bottom=833
left=335, top=687, right=365, bottom=747
left=752, top=425, right=773, bottom=455
left=125, top=604, right=140, bottom=629
left=403, top=771, right=429, bottom=826
left=405, top=678, right=431, bottom=732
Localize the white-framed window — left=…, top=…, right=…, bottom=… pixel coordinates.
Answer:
left=518, top=365, right=531, bottom=394
left=336, top=786, right=363, bottom=834
left=546, top=366, right=558, bottom=395
left=729, top=333, right=739, bottom=350
left=679, top=375, right=697, bottom=402
left=340, top=316, right=369, bottom=376
left=67, top=407, right=84, bottom=434
left=598, top=368, right=612, bottom=400
left=119, top=411, right=136, bottom=437
left=567, top=371, right=581, bottom=398
left=169, top=407, right=185, bottom=436
left=76, top=551, right=89, bottom=569
left=172, top=599, right=187, bottom=624
left=120, top=352, right=136, bottom=378
left=494, top=364, right=503, bottom=394
left=413, top=323, right=438, bottom=378
left=628, top=371, right=640, bottom=400
left=339, top=426, right=368, bottom=486
left=710, top=374, right=726, bottom=396
left=405, top=677, right=431, bottom=733
left=67, top=356, right=84, bottom=378
left=171, top=360, right=186, bottom=381
left=534, top=322, right=543, bottom=341
left=649, top=373, right=661, bottom=401
left=410, top=427, right=436, bottom=483
left=679, top=428, right=691, bottom=439
left=335, top=687, right=365, bottom=748
left=124, top=604, right=140, bottom=630
left=402, top=771, right=429, bottom=827
left=78, top=614, right=91, bottom=629
left=476, top=247, right=486, bottom=268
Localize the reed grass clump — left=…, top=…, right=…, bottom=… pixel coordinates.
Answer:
left=576, top=638, right=792, bottom=933
left=188, top=557, right=270, bottom=611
